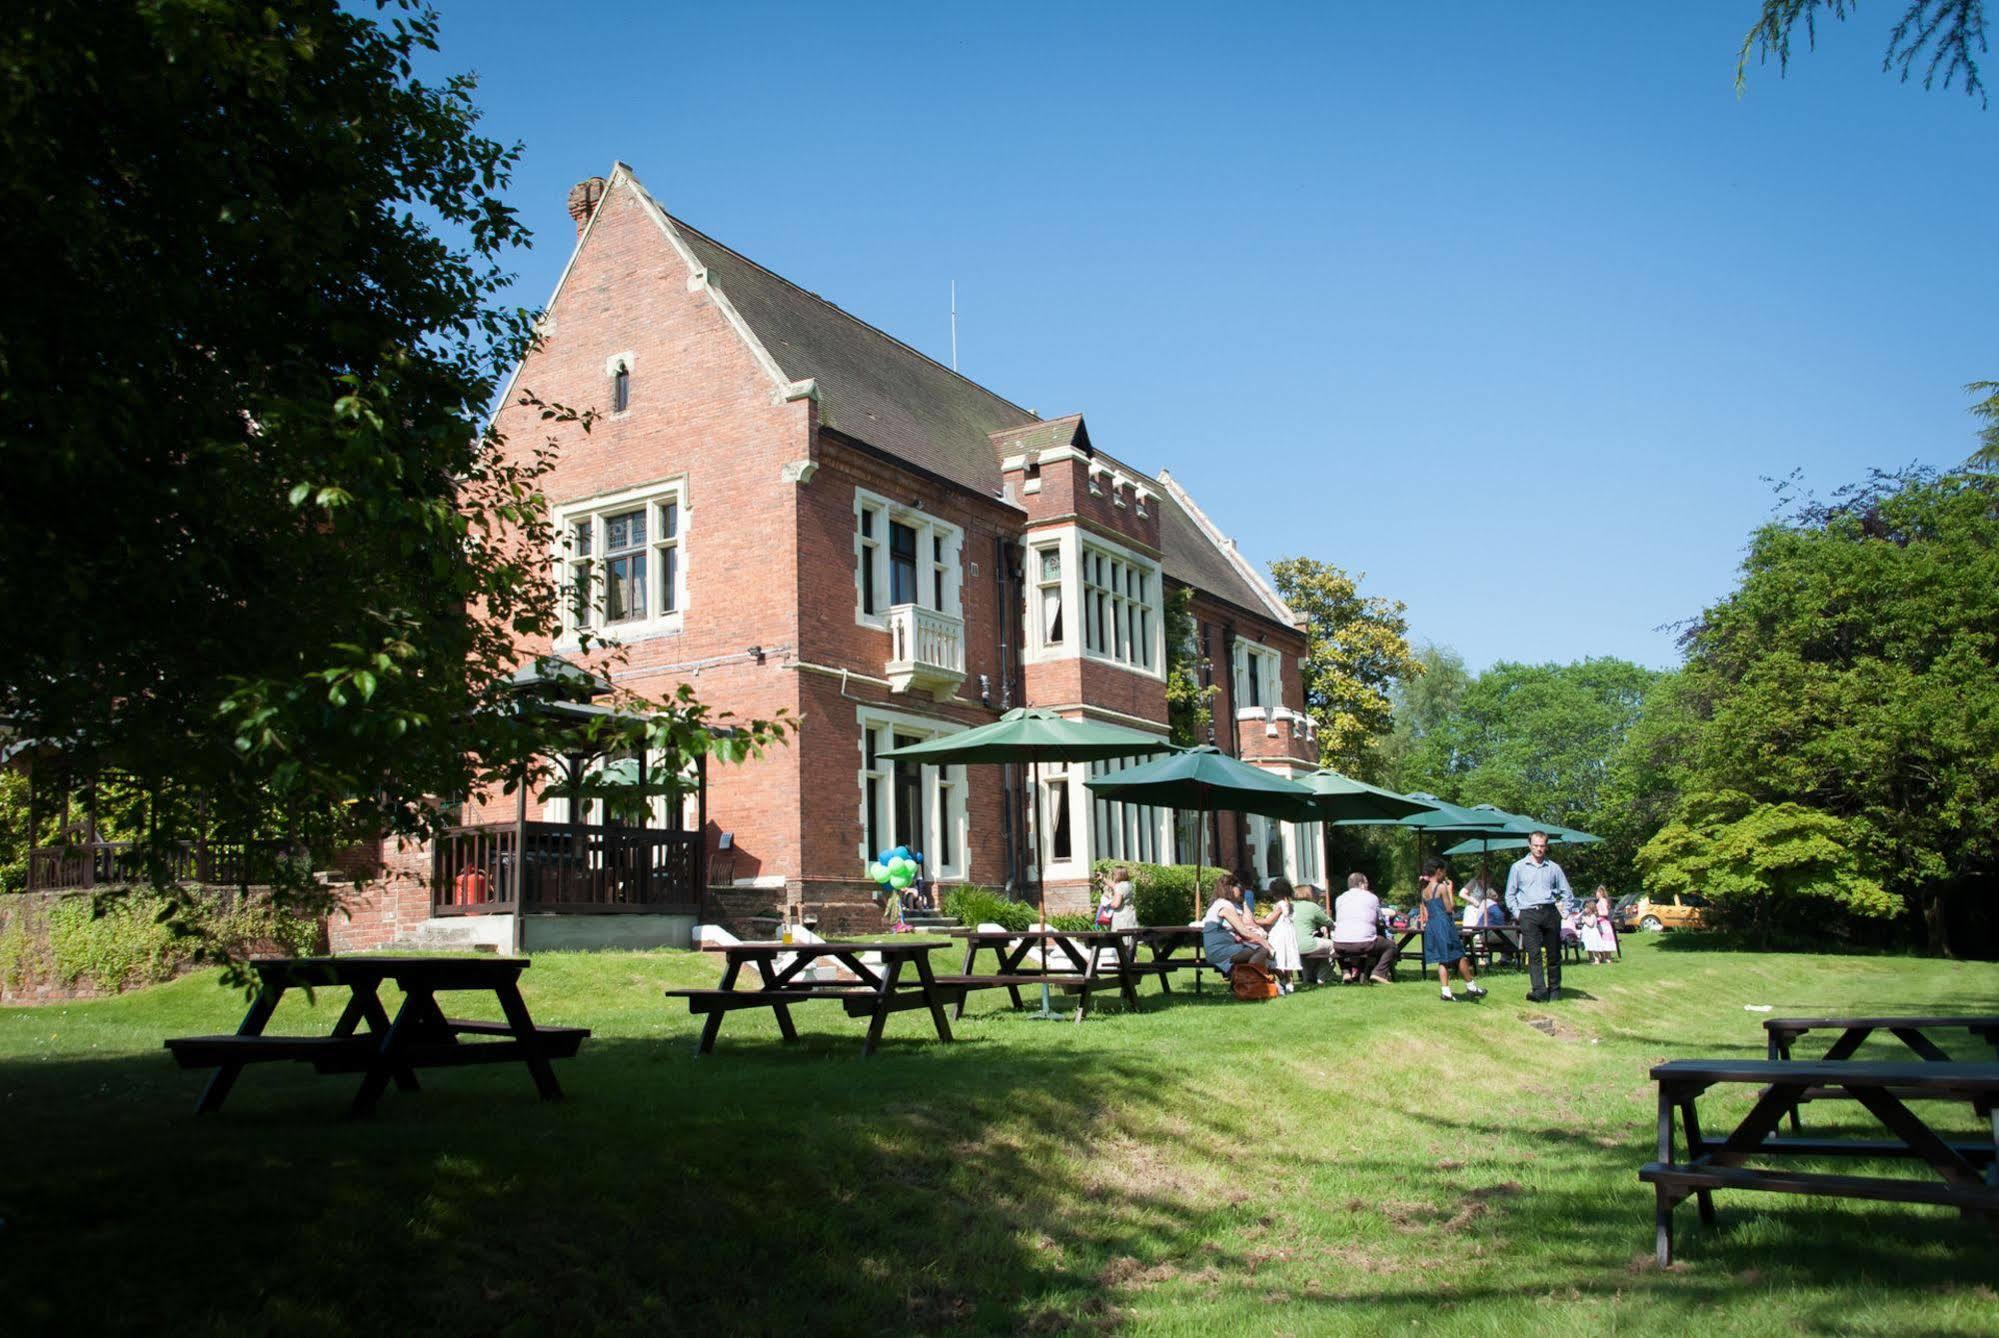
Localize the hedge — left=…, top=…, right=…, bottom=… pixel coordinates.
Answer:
left=1092, top=860, right=1226, bottom=926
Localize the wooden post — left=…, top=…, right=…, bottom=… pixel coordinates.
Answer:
left=508, top=761, right=529, bottom=957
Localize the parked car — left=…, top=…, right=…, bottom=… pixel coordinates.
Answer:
left=1620, top=893, right=1709, bottom=932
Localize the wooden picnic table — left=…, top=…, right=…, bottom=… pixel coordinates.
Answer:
left=164, top=956, right=587, bottom=1117
left=937, top=928, right=1143, bottom=1021
left=1639, top=1057, right=1999, bottom=1266
left=667, top=939, right=960, bottom=1057
left=1764, top=1014, right=1999, bottom=1131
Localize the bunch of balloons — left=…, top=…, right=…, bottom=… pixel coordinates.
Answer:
left=867, top=845, right=923, bottom=893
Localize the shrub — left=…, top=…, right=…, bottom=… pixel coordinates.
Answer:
left=42, top=889, right=322, bottom=993
left=1092, top=860, right=1220, bottom=926
left=1048, top=913, right=1095, bottom=933
left=942, top=886, right=1033, bottom=932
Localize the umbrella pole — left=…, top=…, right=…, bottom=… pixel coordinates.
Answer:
left=1030, top=752, right=1059, bottom=1021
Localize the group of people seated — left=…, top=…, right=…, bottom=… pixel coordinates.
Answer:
left=1196, top=862, right=1490, bottom=1001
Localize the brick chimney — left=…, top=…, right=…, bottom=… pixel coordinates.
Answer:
left=566, top=176, right=606, bottom=236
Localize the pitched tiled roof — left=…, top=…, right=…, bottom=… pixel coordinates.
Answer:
left=1149, top=481, right=1290, bottom=624
left=990, top=415, right=1091, bottom=458
left=616, top=173, right=1291, bottom=630
left=664, top=213, right=1036, bottom=498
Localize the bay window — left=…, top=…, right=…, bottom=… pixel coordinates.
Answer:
left=855, top=489, right=961, bottom=627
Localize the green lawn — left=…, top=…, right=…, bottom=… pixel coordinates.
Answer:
left=3, top=937, right=1996, bottom=1335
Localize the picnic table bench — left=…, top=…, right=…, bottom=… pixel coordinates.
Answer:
left=1123, top=925, right=1224, bottom=995
left=1763, top=1014, right=1999, bottom=1131
left=1639, top=1057, right=1999, bottom=1265
left=164, top=956, right=587, bottom=1117
left=667, top=939, right=960, bottom=1057
left=940, top=928, right=1143, bottom=1021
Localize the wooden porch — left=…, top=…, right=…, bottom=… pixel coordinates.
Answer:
left=432, top=821, right=703, bottom=916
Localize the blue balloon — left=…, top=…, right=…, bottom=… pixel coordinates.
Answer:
left=911, top=851, right=924, bottom=864
left=878, top=849, right=895, bottom=866
left=892, top=845, right=911, bottom=860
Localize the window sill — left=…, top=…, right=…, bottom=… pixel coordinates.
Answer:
left=556, top=615, right=684, bottom=651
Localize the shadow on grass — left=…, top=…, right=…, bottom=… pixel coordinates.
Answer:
left=0, top=1035, right=1257, bottom=1336
left=1325, top=1110, right=1997, bottom=1313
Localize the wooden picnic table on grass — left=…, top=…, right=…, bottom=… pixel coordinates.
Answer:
left=937, top=928, right=1142, bottom=1022
left=1640, top=1057, right=1999, bottom=1266
left=164, top=956, right=588, bottom=1117
left=1764, top=1014, right=1999, bottom=1131
left=667, top=939, right=960, bottom=1057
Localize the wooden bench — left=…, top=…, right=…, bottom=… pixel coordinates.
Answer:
left=1641, top=1057, right=1999, bottom=1266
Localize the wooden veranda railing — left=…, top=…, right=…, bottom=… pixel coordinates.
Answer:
left=432, top=821, right=702, bottom=916
left=26, top=840, right=291, bottom=892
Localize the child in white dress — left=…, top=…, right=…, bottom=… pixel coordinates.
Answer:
left=1259, top=875, right=1304, bottom=995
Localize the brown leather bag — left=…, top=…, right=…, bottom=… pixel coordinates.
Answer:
left=1229, top=959, right=1279, bottom=1001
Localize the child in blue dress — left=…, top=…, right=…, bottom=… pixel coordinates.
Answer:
left=1418, top=856, right=1487, bottom=1002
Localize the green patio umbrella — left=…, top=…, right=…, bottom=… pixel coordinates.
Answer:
left=1298, top=771, right=1438, bottom=884
left=884, top=708, right=1173, bottom=1017
left=1085, top=745, right=1320, bottom=920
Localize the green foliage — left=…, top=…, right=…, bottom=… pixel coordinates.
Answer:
left=942, top=886, right=1034, bottom=932
left=1669, top=468, right=1999, bottom=954
left=0, top=5, right=790, bottom=961
left=1091, top=860, right=1210, bottom=925
left=1163, top=585, right=1219, bottom=748
left=1402, top=656, right=1660, bottom=892
left=1637, top=792, right=1899, bottom=940
left=0, top=769, right=28, bottom=894
left=20, top=890, right=321, bottom=994
left=1268, top=556, right=1422, bottom=777
left=1737, top=1, right=1987, bottom=105
left=1047, top=913, right=1096, bottom=933
left=1969, top=380, right=1999, bottom=470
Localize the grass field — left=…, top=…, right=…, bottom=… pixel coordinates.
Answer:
left=2, top=937, right=1996, bottom=1335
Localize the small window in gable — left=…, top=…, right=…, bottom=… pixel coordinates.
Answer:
left=612, top=361, right=631, bottom=413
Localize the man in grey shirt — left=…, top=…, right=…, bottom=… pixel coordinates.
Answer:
left=1504, top=831, right=1576, bottom=1001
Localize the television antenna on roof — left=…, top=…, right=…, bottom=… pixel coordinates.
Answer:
left=950, top=280, right=958, bottom=372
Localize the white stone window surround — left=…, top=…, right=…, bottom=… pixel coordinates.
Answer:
left=1020, top=525, right=1165, bottom=681
left=553, top=477, right=688, bottom=648
left=1087, top=753, right=1173, bottom=866
left=1232, top=638, right=1284, bottom=712
left=853, top=486, right=963, bottom=630
left=856, top=705, right=970, bottom=881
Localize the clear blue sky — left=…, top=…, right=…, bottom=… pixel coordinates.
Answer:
left=421, top=0, right=1994, bottom=671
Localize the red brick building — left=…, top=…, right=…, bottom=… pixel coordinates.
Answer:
left=335, top=164, right=1323, bottom=951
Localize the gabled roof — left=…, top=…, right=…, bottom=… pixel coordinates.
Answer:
left=557, top=166, right=1301, bottom=633
left=640, top=189, right=1037, bottom=498
left=991, top=414, right=1092, bottom=458
left=1152, top=472, right=1300, bottom=629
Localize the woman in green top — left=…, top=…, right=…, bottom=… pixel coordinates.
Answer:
left=1290, top=884, right=1337, bottom=983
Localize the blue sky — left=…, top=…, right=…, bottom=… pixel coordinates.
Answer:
left=422, top=1, right=1994, bottom=671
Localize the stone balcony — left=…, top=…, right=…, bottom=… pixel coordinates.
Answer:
left=886, top=603, right=966, bottom=700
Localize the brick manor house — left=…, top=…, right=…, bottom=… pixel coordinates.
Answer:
left=335, top=164, right=1327, bottom=952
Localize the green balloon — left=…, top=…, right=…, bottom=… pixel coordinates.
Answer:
left=889, top=867, right=914, bottom=889
left=867, top=861, right=888, bottom=883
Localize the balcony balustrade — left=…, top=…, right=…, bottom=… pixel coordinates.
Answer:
left=885, top=603, right=966, bottom=700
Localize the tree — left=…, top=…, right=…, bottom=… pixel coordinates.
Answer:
left=1376, top=643, right=1471, bottom=790
left=1668, top=468, right=1999, bottom=954
left=0, top=4, right=789, bottom=947
left=1268, top=556, right=1423, bottom=778
left=1637, top=791, right=1899, bottom=941
left=1738, top=0, right=1988, bottom=105
left=1403, top=658, right=1660, bottom=892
